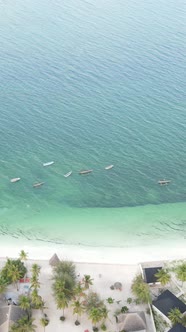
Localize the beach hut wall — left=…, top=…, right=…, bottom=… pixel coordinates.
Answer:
left=49, top=253, right=60, bottom=266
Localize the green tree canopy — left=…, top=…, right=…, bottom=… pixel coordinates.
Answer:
left=40, top=317, right=49, bottom=332
left=31, top=264, right=41, bottom=277
left=10, top=316, right=36, bottom=332
left=176, top=263, right=186, bottom=286
left=19, top=295, right=31, bottom=318
left=84, top=292, right=104, bottom=313
left=155, top=269, right=171, bottom=286
left=71, top=299, right=85, bottom=321
left=0, top=276, right=8, bottom=294
left=56, top=292, right=68, bottom=316
left=19, top=250, right=28, bottom=262
left=168, top=308, right=182, bottom=325
left=1, top=259, right=26, bottom=284
left=131, top=275, right=151, bottom=304
left=82, top=275, right=93, bottom=289
left=89, top=308, right=103, bottom=327
left=53, top=261, right=76, bottom=282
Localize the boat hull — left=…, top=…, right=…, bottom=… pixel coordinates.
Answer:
left=33, top=182, right=44, bottom=188
left=10, top=178, right=21, bottom=183
left=64, top=171, right=72, bottom=178
left=79, top=170, right=93, bottom=175
left=105, top=165, right=114, bottom=170
left=43, top=161, right=54, bottom=167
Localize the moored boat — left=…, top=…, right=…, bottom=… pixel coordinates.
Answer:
left=105, top=165, right=114, bottom=170
left=64, top=171, right=72, bottom=178
left=33, top=182, right=44, bottom=188
left=158, top=179, right=171, bottom=185
left=43, top=161, right=54, bottom=167
left=79, top=170, right=93, bottom=175
left=10, top=178, right=21, bottom=183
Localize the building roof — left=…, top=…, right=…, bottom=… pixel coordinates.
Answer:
left=118, top=312, right=146, bottom=332
left=168, top=324, right=186, bottom=332
left=144, top=267, right=162, bottom=283
left=0, top=307, right=9, bottom=326
left=0, top=305, right=26, bottom=329
left=9, top=305, right=26, bottom=324
left=49, top=253, right=60, bottom=266
left=153, top=290, right=186, bottom=317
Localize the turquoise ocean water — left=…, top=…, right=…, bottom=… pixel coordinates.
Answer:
left=0, top=0, right=186, bottom=248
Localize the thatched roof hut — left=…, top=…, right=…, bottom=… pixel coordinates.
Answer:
left=49, top=253, right=60, bottom=266
left=118, top=312, right=146, bottom=332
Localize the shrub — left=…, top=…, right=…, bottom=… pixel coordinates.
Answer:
left=60, top=316, right=65, bottom=321
left=1, top=259, right=26, bottom=284
left=93, top=327, right=99, bottom=332
left=100, top=323, right=107, bottom=331
left=121, top=306, right=129, bottom=313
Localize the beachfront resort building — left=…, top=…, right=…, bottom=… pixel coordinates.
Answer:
left=168, top=324, right=186, bottom=332
left=153, top=289, right=186, bottom=331
left=143, top=267, right=162, bottom=285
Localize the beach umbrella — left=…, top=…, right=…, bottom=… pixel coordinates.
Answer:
left=49, top=253, right=60, bottom=266
left=114, top=282, right=122, bottom=290
left=118, top=312, right=146, bottom=331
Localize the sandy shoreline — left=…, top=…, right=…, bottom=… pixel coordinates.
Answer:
left=0, top=236, right=185, bottom=264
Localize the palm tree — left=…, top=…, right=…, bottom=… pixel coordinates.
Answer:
left=83, top=275, right=93, bottom=289
left=181, top=314, right=186, bottom=327
left=53, top=261, right=76, bottom=282
left=31, top=289, right=45, bottom=310
left=40, top=317, right=49, bottom=332
left=74, top=281, right=86, bottom=299
left=7, top=264, right=21, bottom=290
left=10, top=316, right=36, bottom=332
left=89, top=307, right=102, bottom=329
left=31, top=264, right=40, bottom=278
left=100, top=306, right=109, bottom=323
left=19, top=251, right=28, bottom=281
left=53, top=278, right=74, bottom=302
left=30, top=275, right=40, bottom=290
left=0, top=276, right=8, bottom=294
left=176, top=263, right=186, bottom=286
left=57, top=292, right=69, bottom=319
left=71, top=300, right=85, bottom=323
left=168, top=308, right=182, bottom=325
left=155, top=269, right=171, bottom=286
left=131, top=275, right=151, bottom=304
left=19, top=250, right=28, bottom=263
left=19, top=295, right=31, bottom=319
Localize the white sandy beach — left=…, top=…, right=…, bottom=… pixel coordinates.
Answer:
left=0, top=236, right=186, bottom=264
left=0, top=258, right=155, bottom=332
left=0, top=238, right=185, bottom=332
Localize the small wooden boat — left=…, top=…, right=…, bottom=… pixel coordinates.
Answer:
left=105, top=165, right=114, bottom=170
left=33, top=182, right=44, bottom=188
left=43, top=161, right=54, bottom=167
left=10, top=178, right=21, bottom=183
left=79, top=170, right=93, bottom=175
left=64, top=171, right=72, bottom=178
left=158, top=179, right=171, bottom=185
